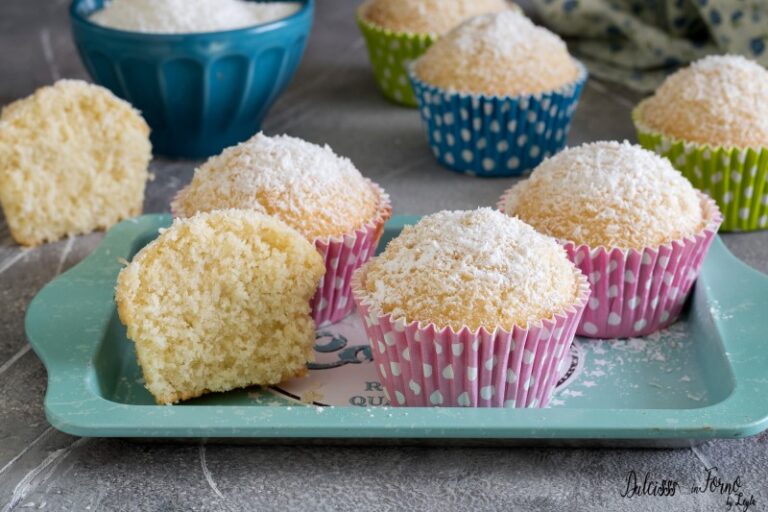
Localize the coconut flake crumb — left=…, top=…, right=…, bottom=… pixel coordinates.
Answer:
left=361, top=208, right=582, bottom=331
left=172, top=133, right=379, bottom=240
left=637, top=55, right=768, bottom=148
left=414, top=11, right=579, bottom=96
left=502, top=141, right=707, bottom=249
left=90, top=0, right=301, bottom=34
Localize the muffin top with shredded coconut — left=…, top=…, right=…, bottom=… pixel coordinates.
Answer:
left=360, top=0, right=513, bottom=35
left=501, top=141, right=707, bottom=249
left=636, top=55, right=768, bottom=148
left=359, top=208, right=582, bottom=331
left=171, top=133, right=380, bottom=240
left=413, top=11, right=580, bottom=96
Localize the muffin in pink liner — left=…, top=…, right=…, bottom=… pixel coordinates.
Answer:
left=499, top=141, right=724, bottom=338
left=170, top=133, right=392, bottom=326
left=351, top=209, right=590, bottom=407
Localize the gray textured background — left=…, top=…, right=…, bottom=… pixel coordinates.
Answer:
left=1, top=1, right=767, bottom=511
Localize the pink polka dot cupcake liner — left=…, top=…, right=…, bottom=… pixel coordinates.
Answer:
left=311, top=182, right=392, bottom=326
left=498, top=191, right=723, bottom=338
left=350, top=266, right=590, bottom=407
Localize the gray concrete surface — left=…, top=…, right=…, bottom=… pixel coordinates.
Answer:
left=1, top=1, right=767, bottom=511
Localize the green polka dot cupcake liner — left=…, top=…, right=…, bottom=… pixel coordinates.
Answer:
left=634, top=110, right=768, bottom=232
left=409, top=62, right=587, bottom=177
left=356, top=12, right=434, bottom=107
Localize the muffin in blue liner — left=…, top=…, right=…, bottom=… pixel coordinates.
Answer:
left=409, top=62, right=587, bottom=177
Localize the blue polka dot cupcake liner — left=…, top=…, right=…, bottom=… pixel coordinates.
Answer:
left=408, top=62, right=587, bottom=177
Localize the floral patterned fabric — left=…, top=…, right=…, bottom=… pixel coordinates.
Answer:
left=532, top=0, right=768, bottom=91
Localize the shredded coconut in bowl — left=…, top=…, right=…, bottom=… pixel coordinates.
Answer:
left=361, top=208, right=581, bottom=332
left=90, top=0, right=302, bottom=34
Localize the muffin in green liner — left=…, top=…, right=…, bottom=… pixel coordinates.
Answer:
left=632, top=55, right=768, bottom=232
left=356, top=0, right=517, bottom=107
left=634, top=115, right=768, bottom=232
left=356, top=14, right=433, bottom=107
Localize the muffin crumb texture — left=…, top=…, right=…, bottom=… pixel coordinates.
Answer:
left=414, top=11, right=579, bottom=96
left=0, top=79, right=151, bottom=246
left=361, top=0, right=510, bottom=35
left=502, top=141, right=706, bottom=249
left=172, top=133, right=379, bottom=240
left=637, top=55, right=768, bottom=149
left=115, top=210, right=326, bottom=405
left=361, top=208, right=580, bottom=331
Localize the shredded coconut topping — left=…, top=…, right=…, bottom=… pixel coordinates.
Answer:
left=90, top=0, right=301, bottom=34
left=361, top=208, right=580, bottom=331
left=414, top=11, right=579, bottom=96
left=502, top=141, right=706, bottom=249
left=172, top=133, right=379, bottom=240
left=361, top=0, right=511, bottom=35
left=637, top=55, right=768, bottom=148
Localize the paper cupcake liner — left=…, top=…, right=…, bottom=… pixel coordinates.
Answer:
left=497, top=191, right=723, bottom=338
left=408, top=62, right=587, bottom=177
left=634, top=109, right=768, bottom=232
left=171, top=181, right=392, bottom=328
left=356, top=12, right=434, bottom=107
left=350, top=267, right=590, bottom=407
left=309, top=182, right=392, bottom=326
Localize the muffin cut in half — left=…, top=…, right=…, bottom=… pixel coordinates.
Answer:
left=171, top=132, right=392, bottom=326
left=0, top=79, right=151, bottom=246
left=115, top=209, right=325, bottom=404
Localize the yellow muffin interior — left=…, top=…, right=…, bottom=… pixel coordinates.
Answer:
left=502, top=141, right=707, bottom=249
left=115, top=210, right=326, bottom=405
left=0, top=79, right=151, bottom=246
left=414, top=11, right=580, bottom=96
left=360, top=0, right=512, bottom=35
left=636, top=55, right=768, bottom=149
left=172, top=133, right=379, bottom=241
left=361, top=208, right=581, bottom=332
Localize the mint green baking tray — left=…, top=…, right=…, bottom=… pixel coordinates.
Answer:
left=25, top=215, right=768, bottom=442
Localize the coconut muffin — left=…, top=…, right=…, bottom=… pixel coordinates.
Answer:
left=634, top=55, right=768, bottom=149
left=352, top=208, right=589, bottom=408
left=115, top=210, right=325, bottom=405
left=356, top=0, right=516, bottom=106
left=413, top=11, right=579, bottom=97
left=0, top=79, right=151, bottom=246
left=500, top=141, right=707, bottom=249
left=633, top=55, right=768, bottom=231
left=408, top=11, right=586, bottom=176
left=172, top=132, right=391, bottom=325
left=360, top=0, right=511, bottom=36
left=500, top=141, right=723, bottom=338
left=172, top=133, right=380, bottom=239
left=361, top=208, right=582, bottom=331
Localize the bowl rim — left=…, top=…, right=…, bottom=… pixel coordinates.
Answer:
left=70, top=0, right=314, bottom=39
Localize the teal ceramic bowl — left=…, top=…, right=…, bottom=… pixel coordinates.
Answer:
left=70, top=0, right=314, bottom=158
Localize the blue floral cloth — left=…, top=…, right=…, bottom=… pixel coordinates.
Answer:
left=531, top=0, right=768, bottom=91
